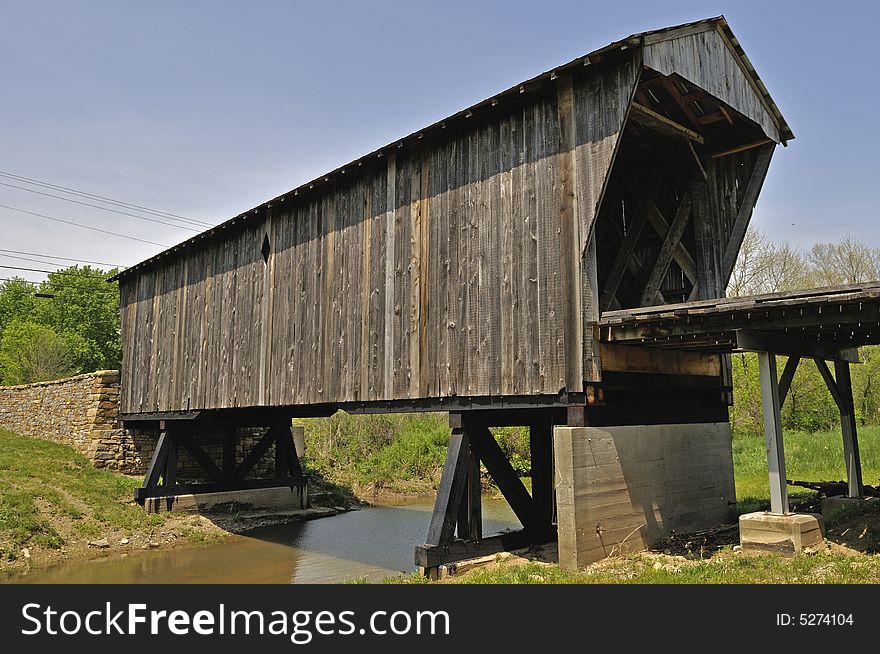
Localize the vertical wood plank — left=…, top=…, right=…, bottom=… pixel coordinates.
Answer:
left=557, top=76, right=583, bottom=395
left=383, top=154, right=397, bottom=399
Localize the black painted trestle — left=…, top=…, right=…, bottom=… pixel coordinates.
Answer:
left=415, top=411, right=559, bottom=570
left=133, top=420, right=305, bottom=506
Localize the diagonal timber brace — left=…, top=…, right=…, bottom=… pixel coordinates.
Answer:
left=134, top=421, right=306, bottom=504
left=640, top=191, right=693, bottom=306
left=416, top=412, right=557, bottom=571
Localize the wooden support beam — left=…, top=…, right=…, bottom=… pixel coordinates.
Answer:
left=599, top=343, right=722, bottom=377
left=529, top=419, right=554, bottom=530
left=834, top=361, right=864, bottom=498
left=777, top=356, right=800, bottom=407
left=457, top=449, right=482, bottom=541
left=814, top=359, right=843, bottom=410
left=162, top=428, right=177, bottom=506
left=720, top=144, right=774, bottom=286
left=658, top=75, right=703, bottom=132
left=425, top=427, right=471, bottom=546
left=234, top=428, right=277, bottom=481
left=689, top=173, right=716, bottom=300
left=696, top=111, right=728, bottom=126
left=139, top=428, right=170, bottom=498
left=286, top=431, right=305, bottom=484
left=719, top=104, right=734, bottom=125
left=711, top=138, right=774, bottom=159
left=415, top=529, right=545, bottom=568
left=222, top=427, right=236, bottom=479
left=566, top=405, right=585, bottom=427
left=640, top=191, right=692, bottom=306
left=758, top=352, right=788, bottom=514
left=686, top=141, right=707, bottom=182
left=136, top=477, right=308, bottom=500
left=274, top=425, right=289, bottom=479
left=468, top=425, right=546, bottom=536
left=178, top=432, right=223, bottom=482
left=600, top=174, right=663, bottom=311
left=629, top=102, right=704, bottom=144
left=459, top=408, right=564, bottom=429
left=645, top=204, right=699, bottom=285
left=735, top=329, right=860, bottom=363
left=557, top=76, right=585, bottom=393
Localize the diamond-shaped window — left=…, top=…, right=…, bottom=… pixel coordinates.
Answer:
left=261, top=233, right=271, bottom=264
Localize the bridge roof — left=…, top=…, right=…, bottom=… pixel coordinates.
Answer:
left=110, top=15, right=791, bottom=284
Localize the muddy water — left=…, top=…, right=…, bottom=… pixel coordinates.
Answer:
left=7, top=497, right=518, bottom=584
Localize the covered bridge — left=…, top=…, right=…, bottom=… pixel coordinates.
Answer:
left=112, top=17, right=865, bottom=570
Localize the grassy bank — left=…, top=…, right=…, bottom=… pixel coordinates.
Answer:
left=440, top=553, right=880, bottom=584
left=0, top=429, right=224, bottom=570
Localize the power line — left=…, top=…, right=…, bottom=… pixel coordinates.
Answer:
left=0, top=248, right=125, bottom=268
left=0, top=181, right=202, bottom=232
left=0, top=252, right=94, bottom=269
left=0, top=264, right=112, bottom=279
left=0, top=169, right=213, bottom=228
left=0, top=203, right=171, bottom=247
left=0, top=277, right=117, bottom=294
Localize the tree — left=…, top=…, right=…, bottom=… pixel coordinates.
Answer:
left=807, top=237, right=880, bottom=286
left=727, top=227, right=808, bottom=297
left=0, top=320, right=75, bottom=385
left=0, top=278, right=37, bottom=340
left=32, top=266, right=121, bottom=372
left=0, top=267, right=120, bottom=383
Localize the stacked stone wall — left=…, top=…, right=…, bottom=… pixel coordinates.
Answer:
left=0, top=371, right=274, bottom=477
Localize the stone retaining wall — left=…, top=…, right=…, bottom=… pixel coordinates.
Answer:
left=0, top=370, right=147, bottom=472
left=0, top=371, right=274, bottom=478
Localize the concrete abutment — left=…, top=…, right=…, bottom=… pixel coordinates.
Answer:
left=553, top=422, right=737, bottom=570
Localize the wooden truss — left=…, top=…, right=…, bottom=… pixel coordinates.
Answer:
left=415, top=411, right=558, bottom=570
left=133, top=420, right=306, bottom=507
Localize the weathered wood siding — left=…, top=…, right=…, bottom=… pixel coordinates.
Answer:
left=119, top=53, right=640, bottom=414
left=643, top=27, right=781, bottom=142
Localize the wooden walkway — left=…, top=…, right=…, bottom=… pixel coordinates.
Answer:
left=600, top=281, right=880, bottom=354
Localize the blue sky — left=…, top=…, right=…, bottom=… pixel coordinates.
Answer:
left=1, top=1, right=877, bottom=282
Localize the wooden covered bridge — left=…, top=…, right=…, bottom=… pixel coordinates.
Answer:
left=112, top=16, right=876, bottom=570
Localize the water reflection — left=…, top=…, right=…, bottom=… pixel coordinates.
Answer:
left=7, top=497, right=519, bottom=584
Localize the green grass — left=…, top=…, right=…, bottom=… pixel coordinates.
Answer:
left=732, top=425, right=880, bottom=513
left=0, top=428, right=163, bottom=560
left=445, top=556, right=880, bottom=584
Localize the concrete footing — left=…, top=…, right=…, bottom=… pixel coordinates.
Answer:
left=739, top=511, right=824, bottom=553
left=143, top=485, right=308, bottom=514
left=821, top=495, right=877, bottom=525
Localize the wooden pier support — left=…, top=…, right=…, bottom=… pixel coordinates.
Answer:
left=134, top=420, right=306, bottom=505
left=530, top=417, right=555, bottom=529
left=415, top=411, right=559, bottom=572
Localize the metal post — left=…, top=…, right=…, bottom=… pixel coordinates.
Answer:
left=834, top=361, right=864, bottom=498
left=758, top=351, right=788, bottom=514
